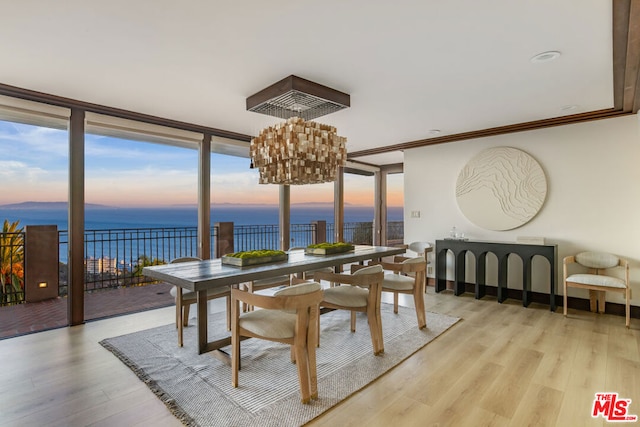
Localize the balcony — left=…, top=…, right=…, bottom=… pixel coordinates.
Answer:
left=0, top=220, right=404, bottom=339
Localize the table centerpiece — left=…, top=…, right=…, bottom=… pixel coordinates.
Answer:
left=221, top=249, right=288, bottom=267
left=305, top=242, right=355, bottom=255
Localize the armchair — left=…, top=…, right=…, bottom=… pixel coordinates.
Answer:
left=407, top=241, right=432, bottom=292
left=313, top=264, right=385, bottom=355
left=230, top=282, right=323, bottom=403
left=563, top=252, right=631, bottom=327
left=376, top=256, right=427, bottom=329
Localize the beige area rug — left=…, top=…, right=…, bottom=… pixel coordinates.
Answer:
left=100, top=304, right=460, bottom=426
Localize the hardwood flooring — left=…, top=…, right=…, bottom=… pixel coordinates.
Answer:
left=0, top=288, right=637, bottom=426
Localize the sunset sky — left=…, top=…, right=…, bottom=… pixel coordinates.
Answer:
left=0, top=120, right=403, bottom=207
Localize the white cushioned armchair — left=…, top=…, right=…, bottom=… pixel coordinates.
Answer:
left=231, top=281, right=323, bottom=404
left=563, top=251, right=631, bottom=327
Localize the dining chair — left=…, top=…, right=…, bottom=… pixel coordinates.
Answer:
left=230, top=281, right=323, bottom=404
left=289, top=247, right=335, bottom=281
left=408, top=241, right=432, bottom=257
left=375, top=256, right=427, bottom=329
left=563, top=251, right=631, bottom=327
left=239, top=274, right=291, bottom=312
left=407, top=241, right=432, bottom=292
left=169, top=256, right=232, bottom=347
left=313, top=264, right=385, bottom=355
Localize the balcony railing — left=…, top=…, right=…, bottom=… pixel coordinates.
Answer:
left=1, top=220, right=404, bottom=305
left=57, top=226, right=218, bottom=296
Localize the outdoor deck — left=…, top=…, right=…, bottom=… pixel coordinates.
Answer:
left=0, top=283, right=175, bottom=339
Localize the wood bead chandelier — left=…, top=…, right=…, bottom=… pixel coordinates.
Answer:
left=250, top=117, right=346, bottom=184
left=247, top=76, right=350, bottom=185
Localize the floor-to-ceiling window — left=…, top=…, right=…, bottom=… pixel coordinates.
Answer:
left=386, top=172, right=404, bottom=244
left=210, top=152, right=278, bottom=252
left=343, top=173, right=375, bottom=244
left=290, top=182, right=334, bottom=246
left=82, top=128, right=199, bottom=320
left=0, top=102, right=70, bottom=338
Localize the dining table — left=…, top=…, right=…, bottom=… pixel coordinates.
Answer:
left=142, top=245, right=406, bottom=354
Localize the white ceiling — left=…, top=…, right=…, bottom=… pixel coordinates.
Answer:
left=0, top=0, right=614, bottom=166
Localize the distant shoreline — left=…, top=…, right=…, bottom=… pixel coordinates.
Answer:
left=0, top=201, right=403, bottom=210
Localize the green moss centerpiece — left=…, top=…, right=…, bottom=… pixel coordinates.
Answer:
left=221, top=249, right=288, bottom=267
left=305, top=242, right=355, bottom=255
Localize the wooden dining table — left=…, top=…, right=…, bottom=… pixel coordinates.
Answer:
left=142, top=245, right=406, bottom=354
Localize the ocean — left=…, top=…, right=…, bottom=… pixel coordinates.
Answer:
left=0, top=205, right=403, bottom=230
left=1, top=205, right=404, bottom=265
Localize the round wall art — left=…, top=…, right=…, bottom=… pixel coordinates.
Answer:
left=456, top=147, right=547, bottom=231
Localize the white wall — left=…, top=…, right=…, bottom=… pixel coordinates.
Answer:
left=404, top=114, right=640, bottom=306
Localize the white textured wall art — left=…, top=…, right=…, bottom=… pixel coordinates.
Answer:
left=456, top=147, right=547, bottom=230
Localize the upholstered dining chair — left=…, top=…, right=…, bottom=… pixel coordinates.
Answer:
left=407, top=242, right=432, bottom=292
left=239, top=273, right=291, bottom=312
left=230, top=281, right=323, bottom=404
left=289, top=247, right=334, bottom=281
left=169, top=256, right=231, bottom=347
left=563, top=251, right=631, bottom=327
left=313, top=264, right=385, bottom=355
left=408, top=241, right=432, bottom=257
left=375, top=256, right=427, bottom=329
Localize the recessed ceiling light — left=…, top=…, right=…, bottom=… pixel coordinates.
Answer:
left=530, top=51, right=561, bottom=63
left=428, top=129, right=441, bottom=136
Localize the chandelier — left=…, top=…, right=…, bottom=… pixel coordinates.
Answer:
left=250, top=117, right=346, bottom=185
left=247, top=76, right=349, bottom=185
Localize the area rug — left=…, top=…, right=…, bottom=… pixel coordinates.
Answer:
left=100, top=304, right=460, bottom=426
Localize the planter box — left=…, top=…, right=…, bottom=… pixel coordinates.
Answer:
left=305, top=245, right=355, bottom=255
left=221, top=253, right=288, bottom=267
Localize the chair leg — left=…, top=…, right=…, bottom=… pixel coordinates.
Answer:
left=589, top=290, right=597, bottom=312
left=366, top=303, right=383, bottom=356
left=240, top=283, right=251, bottom=312
left=413, top=286, right=427, bottom=329
left=374, top=297, right=384, bottom=355
left=231, top=302, right=240, bottom=388
left=183, top=304, right=190, bottom=327
left=226, top=296, right=231, bottom=331
left=626, top=288, right=631, bottom=328
left=177, top=305, right=184, bottom=347
left=293, top=340, right=312, bottom=404
left=393, top=292, right=399, bottom=314
left=308, top=306, right=319, bottom=399
left=316, top=311, right=321, bottom=347
left=597, top=291, right=606, bottom=314
left=350, top=311, right=356, bottom=332
left=563, top=281, right=568, bottom=317
left=175, top=301, right=180, bottom=328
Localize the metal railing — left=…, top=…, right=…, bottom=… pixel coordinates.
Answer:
left=234, top=224, right=280, bottom=251
left=387, top=221, right=404, bottom=244
left=58, top=226, right=219, bottom=295
left=3, top=220, right=404, bottom=304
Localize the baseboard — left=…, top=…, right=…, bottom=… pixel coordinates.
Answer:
left=426, top=278, right=639, bottom=319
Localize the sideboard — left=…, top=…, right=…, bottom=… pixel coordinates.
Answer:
left=435, top=239, right=558, bottom=311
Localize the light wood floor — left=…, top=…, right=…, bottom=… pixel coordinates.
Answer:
left=1, top=288, right=638, bottom=427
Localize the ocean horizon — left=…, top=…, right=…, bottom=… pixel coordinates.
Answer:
left=0, top=204, right=404, bottom=266
left=0, top=204, right=404, bottom=231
